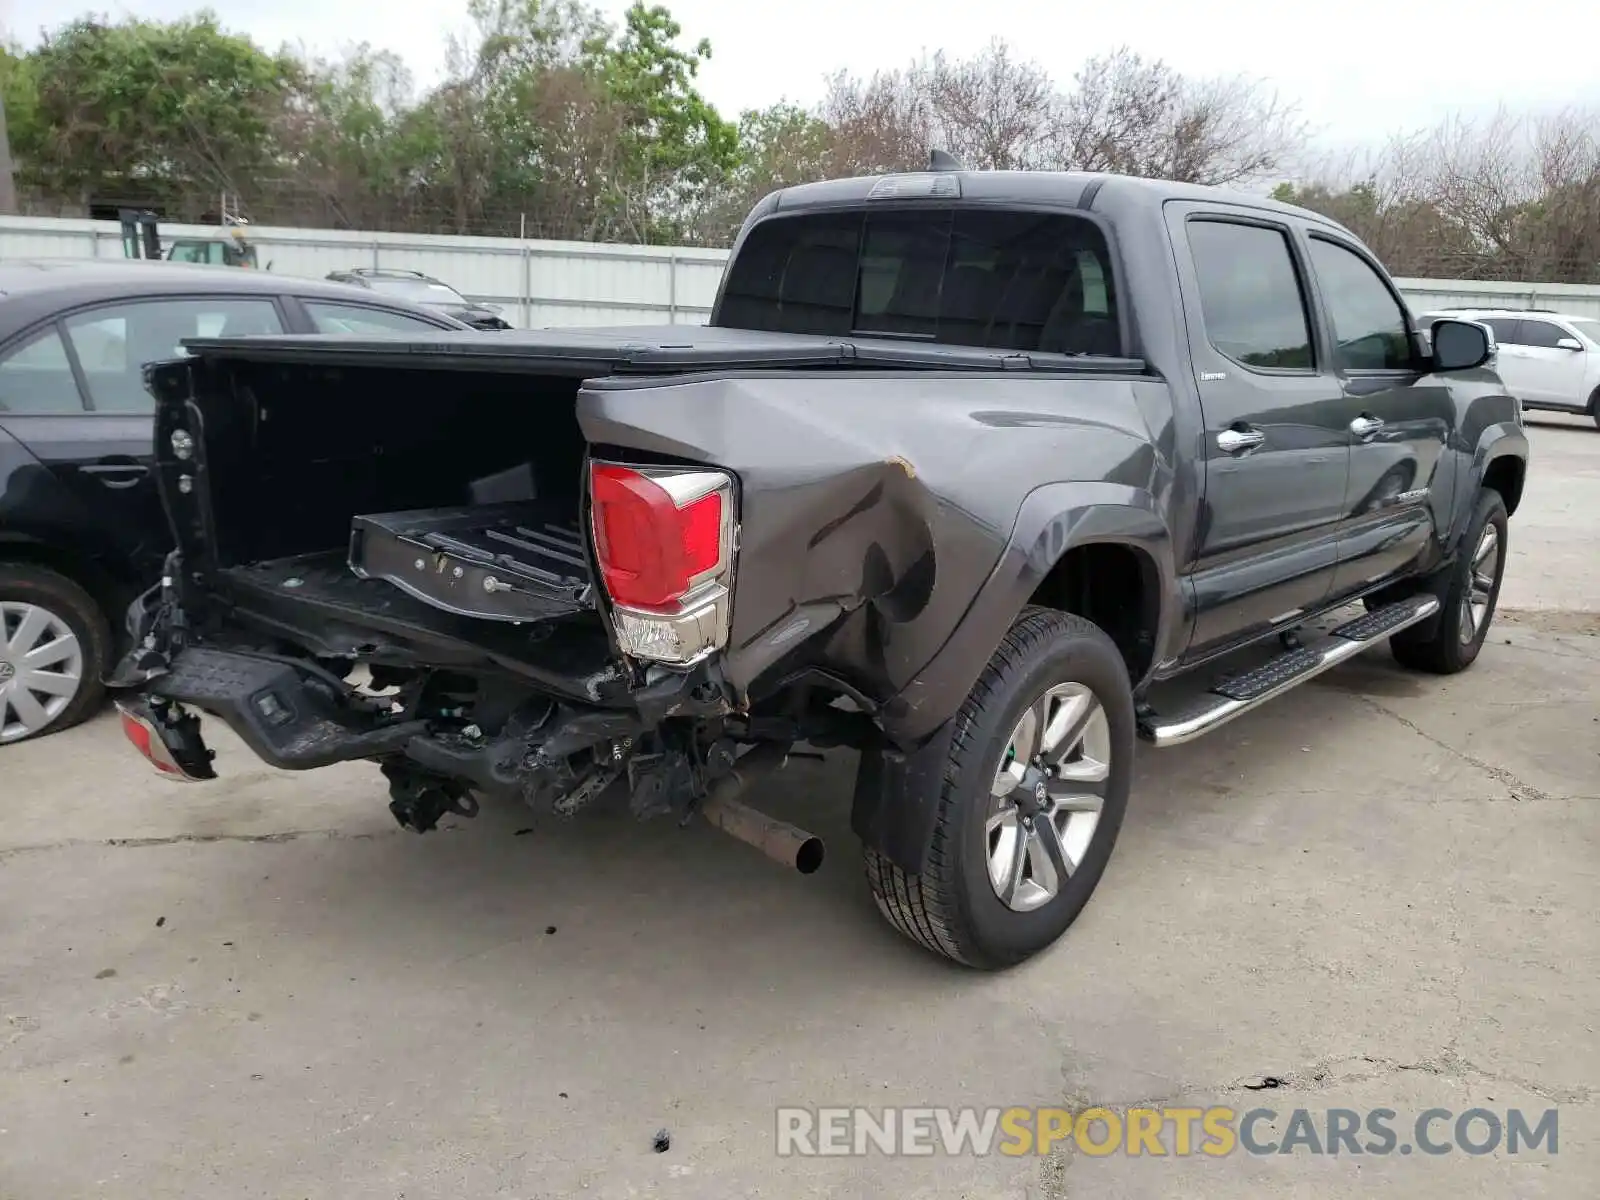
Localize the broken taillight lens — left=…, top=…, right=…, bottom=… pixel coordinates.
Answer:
left=117, top=703, right=195, bottom=779
left=588, top=462, right=735, bottom=665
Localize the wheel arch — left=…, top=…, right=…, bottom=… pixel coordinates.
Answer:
left=1480, top=452, right=1526, bottom=518
left=0, top=533, right=133, bottom=642
left=854, top=486, right=1174, bottom=876
left=878, top=483, right=1178, bottom=748
left=1026, top=540, right=1164, bottom=688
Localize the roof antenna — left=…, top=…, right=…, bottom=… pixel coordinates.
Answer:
left=928, top=148, right=964, bottom=172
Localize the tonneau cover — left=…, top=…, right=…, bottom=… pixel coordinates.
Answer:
left=176, top=324, right=1145, bottom=376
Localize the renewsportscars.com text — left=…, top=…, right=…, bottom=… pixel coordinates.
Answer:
left=775, top=1105, right=1560, bottom=1158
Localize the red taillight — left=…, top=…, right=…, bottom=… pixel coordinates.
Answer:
left=590, top=463, right=728, bottom=611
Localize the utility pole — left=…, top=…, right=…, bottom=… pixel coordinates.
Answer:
left=0, top=90, right=17, bottom=215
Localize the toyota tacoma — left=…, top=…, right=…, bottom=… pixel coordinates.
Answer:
left=108, top=164, right=1529, bottom=969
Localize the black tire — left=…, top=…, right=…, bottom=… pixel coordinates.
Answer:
left=1589, top=388, right=1600, bottom=431
left=1389, top=488, right=1508, bottom=675
left=864, top=608, right=1135, bottom=970
left=0, top=563, right=112, bottom=745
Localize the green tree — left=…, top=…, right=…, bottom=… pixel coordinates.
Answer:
left=578, top=2, right=739, bottom=239
left=0, top=46, right=43, bottom=160
left=687, top=102, right=839, bottom=239
left=20, top=13, right=301, bottom=213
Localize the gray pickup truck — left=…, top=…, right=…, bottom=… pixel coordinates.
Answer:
left=109, top=164, right=1528, bottom=970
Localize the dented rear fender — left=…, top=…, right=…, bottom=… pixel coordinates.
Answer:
left=578, top=372, right=1179, bottom=725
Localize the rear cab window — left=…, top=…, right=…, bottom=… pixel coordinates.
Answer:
left=716, top=207, right=1121, bottom=357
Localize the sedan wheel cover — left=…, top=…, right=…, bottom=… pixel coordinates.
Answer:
left=0, top=602, right=85, bottom=743
left=986, top=682, right=1112, bottom=913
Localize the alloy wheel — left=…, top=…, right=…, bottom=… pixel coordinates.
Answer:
left=985, top=682, right=1112, bottom=913
left=1459, top=524, right=1501, bottom=645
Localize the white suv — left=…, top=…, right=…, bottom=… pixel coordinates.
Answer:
left=1414, top=308, right=1600, bottom=428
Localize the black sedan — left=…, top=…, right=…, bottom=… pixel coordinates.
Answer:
left=0, top=259, right=473, bottom=745
left=325, top=268, right=514, bottom=330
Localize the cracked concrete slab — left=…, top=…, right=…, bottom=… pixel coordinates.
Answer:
left=0, top=420, right=1596, bottom=1199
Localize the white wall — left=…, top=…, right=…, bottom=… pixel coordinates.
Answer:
left=1394, top=277, right=1600, bottom=320
left=0, top=215, right=731, bottom=329
left=3, top=214, right=1598, bottom=327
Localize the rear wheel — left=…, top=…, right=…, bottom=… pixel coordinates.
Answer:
left=1589, top=387, right=1600, bottom=430
left=1389, top=488, right=1508, bottom=675
left=0, top=564, right=110, bottom=745
left=865, top=608, right=1134, bottom=970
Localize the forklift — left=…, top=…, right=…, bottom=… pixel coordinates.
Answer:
left=118, top=206, right=263, bottom=269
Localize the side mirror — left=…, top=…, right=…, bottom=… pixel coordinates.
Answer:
left=1556, top=336, right=1583, bottom=352
left=480, top=302, right=504, bottom=315
left=1430, top=319, right=1494, bottom=372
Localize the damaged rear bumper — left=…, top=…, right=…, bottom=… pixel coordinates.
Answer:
left=124, top=645, right=430, bottom=772
left=106, top=552, right=735, bottom=784
left=115, top=639, right=706, bottom=791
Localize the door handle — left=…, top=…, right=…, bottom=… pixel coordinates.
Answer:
left=1349, top=415, right=1385, bottom=438
left=80, top=461, right=150, bottom=490
left=1216, top=428, right=1265, bottom=454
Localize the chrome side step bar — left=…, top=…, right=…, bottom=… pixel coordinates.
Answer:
left=1139, top=595, right=1441, bottom=748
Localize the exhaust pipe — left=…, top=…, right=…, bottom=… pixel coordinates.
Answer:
left=699, top=744, right=825, bottom=874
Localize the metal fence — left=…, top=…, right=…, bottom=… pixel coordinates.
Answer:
left=4, top=214, right=1600, bottom=328
left=0, top=215, right=731, bottom=329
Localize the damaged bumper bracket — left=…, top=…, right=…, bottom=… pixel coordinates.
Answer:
left=132, top=646, right=428, bottom=772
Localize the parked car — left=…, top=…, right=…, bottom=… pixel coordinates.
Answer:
left=110, top=166, right=1526, bottom=970
left=0, top=259, right=473, bottom=745
left=325, top=268, right=513, bottom=330
left=1413, top=307, right=1600, bottom=427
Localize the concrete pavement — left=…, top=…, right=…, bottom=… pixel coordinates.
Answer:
left=2, top=419, right=1596, bottom=1199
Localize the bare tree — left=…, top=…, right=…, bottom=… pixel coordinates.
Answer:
left=921, top=41, right=1058, bottom=170
left=1277, top=105, right=1600, bottom=282
left=815, top=43, right=1307, bottom=187
left=818, top=66, right=933, bottom=175
left=1055, top=48, right=1306, bottom=186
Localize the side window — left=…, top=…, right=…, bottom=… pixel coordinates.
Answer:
left=0, top=326, right=84, bottom=414
left=62, top=298, right=284, bottom=413
left=1517, top=320, right=1566, bottom=349
left=1307, top=237, right=1412, bottom=370
left=303, top=302, right=448, bottom=335
left=1186, top=219, right=1313, bottom=370
left=1483, top=319, right=1522, bottom=345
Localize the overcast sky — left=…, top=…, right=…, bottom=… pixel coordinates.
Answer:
left=4, top=0, right=1598, bottom=156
